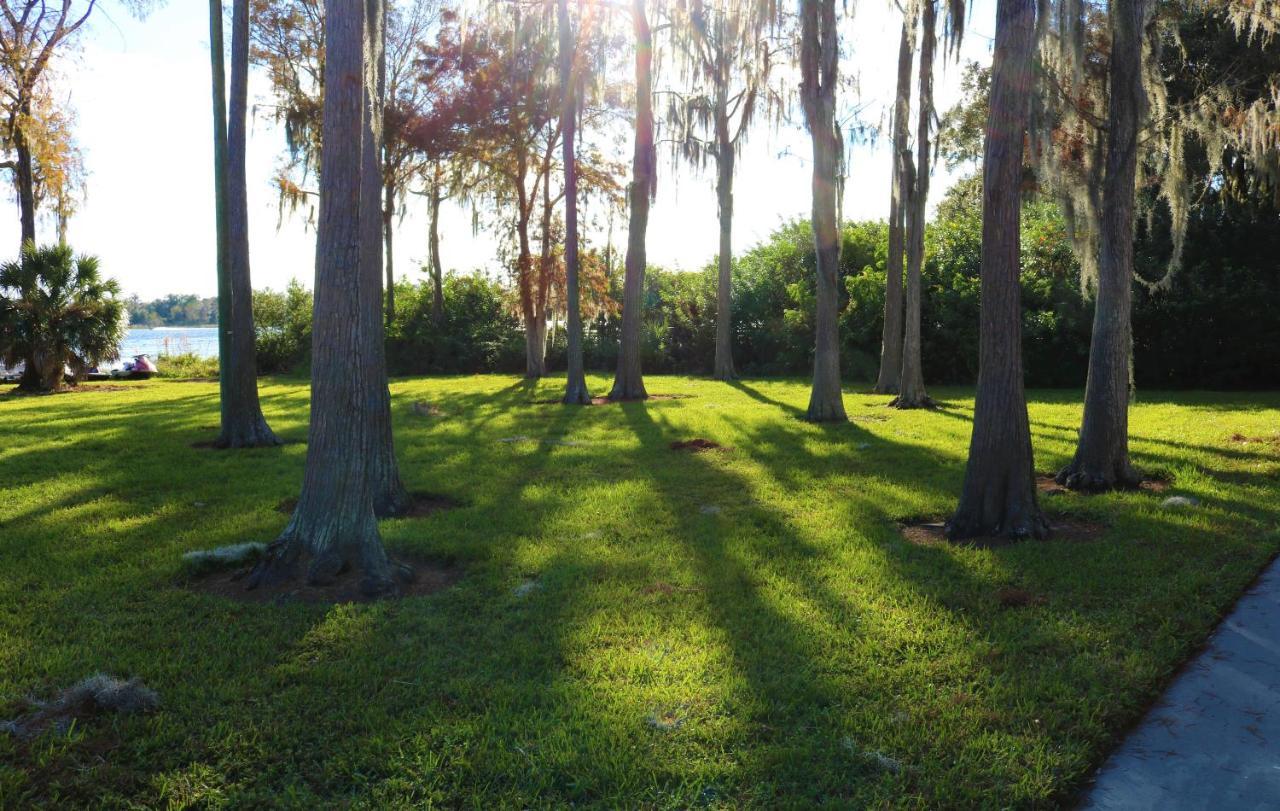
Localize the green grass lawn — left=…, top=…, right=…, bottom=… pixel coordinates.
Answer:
left=2, top=376, right=1278, bottom=808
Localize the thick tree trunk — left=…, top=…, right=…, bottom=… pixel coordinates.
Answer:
left=948, top=0, right=1047, bottom=541
left=383, top=180, right=395, bottom=326
left=874, top=11, right=915, bottom=395
left=559, top=0, right=591, bottom=405
left=893, top=0, right=935, bottom=410
left=428, top=179, right=444, bottom=327
left=1056, top=0, right=1147, bottom=492
left=713, top=103, right=736, bottom=381
left=217, top=0, right=280, bottom=449
left=609, top=0, right=653, bottom=402
left=801, top=0, right=846, bottom=422
left=251, top=0, right=410, bottom=596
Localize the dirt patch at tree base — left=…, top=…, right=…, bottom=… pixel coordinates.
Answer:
left=670, top=438, right=725, bottom=453
left=1231, top=433, right=1280, bottom=449
left=1036, top=474, right=1171, bottom=495
left=4, top=383, right=145, bottom=397
left=534, top=394, right=692, bottom=406
left=192, top=439, right=301, bottom=450
left=996, top=586, right=1048, bottom=608
left=275, top=491, right=462, bottom=518
left=186, top=554, right=461, bottom=605
left=899, top=517, right=1107, bottom=549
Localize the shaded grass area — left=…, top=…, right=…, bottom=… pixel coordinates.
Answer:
left=1, top=376, right=1278, bottom=807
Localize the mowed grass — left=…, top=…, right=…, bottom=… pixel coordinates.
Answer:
left=1, top=375, right=1278, bottom=808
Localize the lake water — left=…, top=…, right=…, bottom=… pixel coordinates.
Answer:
left=122, top=327, right=220, bottom=360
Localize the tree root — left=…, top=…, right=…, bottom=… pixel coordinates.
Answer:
left=247, top=537, right=415, bottom=600
left=888, top=393, right=936, bottom=410
left=1055, top=460, right=1142, bottom=493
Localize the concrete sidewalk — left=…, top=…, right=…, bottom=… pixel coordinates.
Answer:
left=1080, top=557, right=1280, bottom=810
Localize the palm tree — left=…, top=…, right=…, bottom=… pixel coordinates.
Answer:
left=0, top=243, right=125, bottom=393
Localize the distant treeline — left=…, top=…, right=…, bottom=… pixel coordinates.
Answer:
left=247, top=174, right=1280, bottom=390
left=127, top=294, right=218, bottom=327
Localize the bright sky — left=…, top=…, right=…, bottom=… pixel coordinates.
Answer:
left=20, top=0, right=996, bottom=299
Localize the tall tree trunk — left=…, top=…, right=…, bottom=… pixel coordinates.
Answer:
left=218, top=0, right=281, bottom=448
left=428, top=175, right=444, bottom=327
left=800, top=0, right=846, bottom=422
left=383, top=179, right=395, bottom=326
left=559, top=0, right=591, bottom=404
left=893, top=0, right=935, bottom=410
left=208, top=0, right=236, bottom=437
left=365, top=0, right=410, bottom=517
left=948, top=0, right=1047, bottom=541
left=1056, top=0, right=1147, bottom=492
left=609, top=0, right=653, bottom=401
left=13, top=100, right=36, bottom=250
left=713, top=98, right=737, bottom=380
left=874, top=10, right=916, bottom=394
left=251, top=0, right=410, bottom=597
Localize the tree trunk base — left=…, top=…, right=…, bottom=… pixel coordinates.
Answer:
left=805, top=399, right=847, bottom=423
left=1055, top=458, right=1141, bottom=493
left=889, top=393, right=935, bottom=410
left=608, top=380, right=648, bottom=401
left=947, top=497, right=1050, bottom=542
left=872, top=382, right=900, bottom=395
left=215, top=417, right=282, bottom=449
left=562, top=380, right=592, bottom=405
left=247, top=532, right=414, bottom=600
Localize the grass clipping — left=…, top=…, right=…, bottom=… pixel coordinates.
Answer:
left=2, top=675, right=159, bottom=739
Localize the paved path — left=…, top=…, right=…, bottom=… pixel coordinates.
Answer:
left=1080, top=557, right=1280, bottom=809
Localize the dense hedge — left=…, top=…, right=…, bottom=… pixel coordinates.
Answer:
left=251, top=177, right=1279, bottom=389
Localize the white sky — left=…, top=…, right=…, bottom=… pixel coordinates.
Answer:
left=19, top=0, right=996, bottom=299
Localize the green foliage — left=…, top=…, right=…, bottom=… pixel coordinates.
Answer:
left=1133, top=192, right=1280, bottom=388
left=155, top=353, right=220, bottom=380
left=386, top=272, right=525, bottom=375
left=125, top=294, right=218, bottom=327
left=0, top=243, right=125, bottom=391
left=252, top=280, right=313, bottom=375
left=1, top=376, right=1277, bottom=806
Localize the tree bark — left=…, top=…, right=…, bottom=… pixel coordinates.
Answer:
left=365, top=0, right=410, bottom=517
left=208, top=0, right=236, bottom=437
left=559, top=0, right=591, bottom=405
left=516, top=167, right=545, bottom=378
left=13, top=105, right=36, bottom=249
left=609, top=0, right=653, bottom=402
left=713, top=94, right=737, bottom=381
left=1056, top=0, right=1147, bottom=492
left=251, top=0, right=410, bottom=597
left=383, top=179, right=396, bottom=326
left=428, top=174, right=444, bottom=327
left=800, top=0, right=847, bottom=422
left=873, top=10, right=915, bottom=395
left=892, top=0, right=935, bottom=410
left=947, top=0, right=1047, bottom=541
left=218, top=0, right=281, bottom=449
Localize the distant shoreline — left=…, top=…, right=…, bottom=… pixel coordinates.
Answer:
left=128, top=325, right=217, bottom=330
